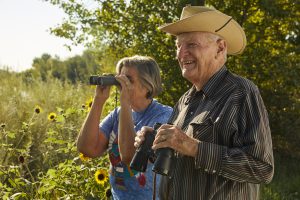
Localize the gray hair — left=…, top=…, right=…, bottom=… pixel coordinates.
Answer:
left=116, top=55, right=162, bottom=98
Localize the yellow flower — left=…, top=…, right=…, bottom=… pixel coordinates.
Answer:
left=48, top=112, right=57, bottom=121
left=0, top=123, right=5, bottom=129
left=85, top=97, right=93, bottom=109
left=18, top=155, right=25, bottom=164
left=79, top=153, right=90, bottom=162
left=94, top=168, right=108, bottom=185
left=34, top=105, right=42, bottom=114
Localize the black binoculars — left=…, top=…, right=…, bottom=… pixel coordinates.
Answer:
left=89, top=75, right=120, bottom=86
left=130, top=123, right=175, bottom=177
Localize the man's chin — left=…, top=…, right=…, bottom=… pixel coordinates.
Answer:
left=182, top=72, right=193, bottom=82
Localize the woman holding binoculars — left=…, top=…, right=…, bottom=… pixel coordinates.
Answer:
left=77, top=55, right=173, bottom=200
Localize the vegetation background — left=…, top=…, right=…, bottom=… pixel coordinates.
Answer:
left=0, top=0, right=299, bottom=199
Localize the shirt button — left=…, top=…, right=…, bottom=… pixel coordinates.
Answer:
left=190, top=111, right=193, bottom=115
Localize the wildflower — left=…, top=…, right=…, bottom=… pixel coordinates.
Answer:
left=34, top=105, right=42, bottom=114
left=94, top=168, right=108, bottom=185
left=19, top=155, right=25, bottom=164
left=0, top=123, right=5, bottom=128
left=86, top=97, right=93, bottom=109
left=105, top=188, right=112, bottom=198
left=79, top=153, right=90, bottom=162
left=48, top=112, right=57, bottom=121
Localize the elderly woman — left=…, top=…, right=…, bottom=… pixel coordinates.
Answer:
left=77, top=55, right=173, bottom=200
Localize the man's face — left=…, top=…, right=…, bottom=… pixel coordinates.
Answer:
left=176, top=32, right=221, bottom=87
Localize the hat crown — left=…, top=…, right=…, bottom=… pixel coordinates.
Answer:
left=180, top=6, right=215, bottom=20
left=160, top=6, right=247, bottom=55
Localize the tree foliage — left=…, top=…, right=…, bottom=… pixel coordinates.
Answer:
left=44, top=0, right=299, bottom=153
left=23, top=48, right=118, bottom=84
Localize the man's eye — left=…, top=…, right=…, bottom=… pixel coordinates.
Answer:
left=188, top=43, right=197, bottom=48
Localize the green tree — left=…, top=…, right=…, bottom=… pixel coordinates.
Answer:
left=25, top=49, right=116, bottom=84
left=32, top=53, right=53, bottom=81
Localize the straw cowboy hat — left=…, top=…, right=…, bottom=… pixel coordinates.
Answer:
left=159, top=5, right=247, bottom=55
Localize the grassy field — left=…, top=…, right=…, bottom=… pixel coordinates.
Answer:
left=261, top=151, right=300, bottom=200
left=0, top=72, right=299, bottom=199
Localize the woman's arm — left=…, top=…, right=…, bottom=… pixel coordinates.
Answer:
left=77, top=86, right=110, bottom=158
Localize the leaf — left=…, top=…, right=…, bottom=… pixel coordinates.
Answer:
left=46, top=169, right=57, bottom=178
left=38, top=184, right=56, bottom=194
left=6, top=131, right=16, bottom=139
left=8, top=179, right=16, bottom=187
left=44, top=137, right=56, bottom=143
left=10, top=193, right=26, bottom=199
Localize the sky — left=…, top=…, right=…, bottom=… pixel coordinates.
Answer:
left=0, top=0, right=85, bottom=72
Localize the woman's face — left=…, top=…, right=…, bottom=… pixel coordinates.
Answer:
left=120, top=66, right=149, bottom=109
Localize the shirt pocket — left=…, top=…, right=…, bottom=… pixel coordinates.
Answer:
left=188, top=117, right=218, bottom=143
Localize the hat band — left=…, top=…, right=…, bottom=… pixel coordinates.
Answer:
left=215, top=17, right=233, bottom=32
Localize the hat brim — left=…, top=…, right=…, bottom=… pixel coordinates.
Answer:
left=159, top=11, right=247, bottom=55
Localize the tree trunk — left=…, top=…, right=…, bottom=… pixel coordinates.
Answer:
left=191, top=0, right=205, bottom=6
left=198, top=0, right=205, bottom=6
left=179, top=0, right=205, bottom=7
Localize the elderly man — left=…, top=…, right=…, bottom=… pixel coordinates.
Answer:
left=135, top=5, right=274, bottom=200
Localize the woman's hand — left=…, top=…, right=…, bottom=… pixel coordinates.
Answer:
left=115, top=74, right=132, bottom=107
left=134, top=126, right=154, bottom=148
left=94, top=85, right=111, bottom=103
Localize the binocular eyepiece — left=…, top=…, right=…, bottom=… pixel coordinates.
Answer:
left=130, top=123, right=175, bottom=177
left=89, top=75, right=120, bottom=86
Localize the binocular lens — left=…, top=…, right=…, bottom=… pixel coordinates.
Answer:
left=130, top=123, right=175, bottom=177
left=152, top=148, right=174, bottom=176
left=130, top=132, right=155, bottom=172
left=89, top=75, right=120, bottom=86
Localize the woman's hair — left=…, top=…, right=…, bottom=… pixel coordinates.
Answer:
left=116, top=55, right=162, bottom=98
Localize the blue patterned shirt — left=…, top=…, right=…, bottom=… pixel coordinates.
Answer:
left=100, top=99, right=173, bottom=200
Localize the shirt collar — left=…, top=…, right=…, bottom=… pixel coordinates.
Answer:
left=202, top=66, right=228, bottom=98
left=186, top=66, right=228, bottom=100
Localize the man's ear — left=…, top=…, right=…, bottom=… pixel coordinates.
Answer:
left=215, top=39, right=227, bottom=59
left=217, top=39, right=226, bottom=54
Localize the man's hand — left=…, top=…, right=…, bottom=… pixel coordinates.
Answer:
left=152, top=124, right=199, bottom=157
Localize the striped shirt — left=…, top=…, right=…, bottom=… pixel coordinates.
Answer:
left=159, top=66, right=274, bottom=200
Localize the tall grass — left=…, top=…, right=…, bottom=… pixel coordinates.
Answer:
left=0, top=72, right=114, bottom=199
